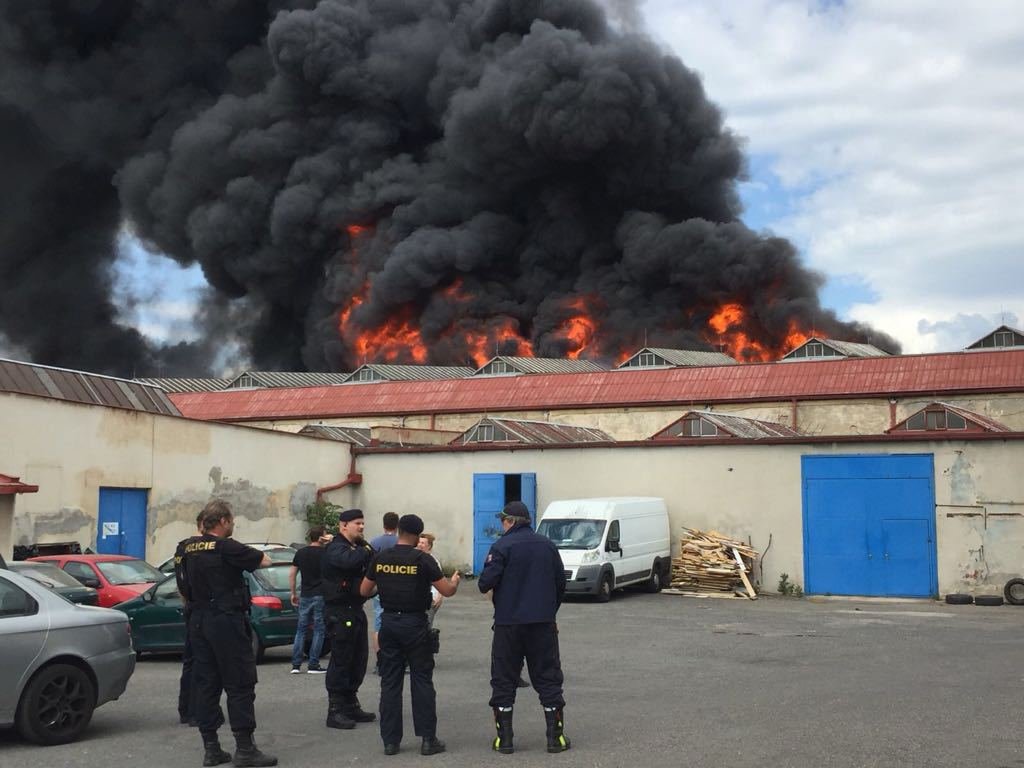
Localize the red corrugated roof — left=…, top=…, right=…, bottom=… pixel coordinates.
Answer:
left=171, top=349, right=1024, bottom=422
left=0, top=473, right=39, bottom=495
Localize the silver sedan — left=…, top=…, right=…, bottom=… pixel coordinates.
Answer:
left=0, top=568, right=136, bottom=745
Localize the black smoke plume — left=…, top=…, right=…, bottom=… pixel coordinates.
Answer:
left=0, top=0, right=899, bottom=376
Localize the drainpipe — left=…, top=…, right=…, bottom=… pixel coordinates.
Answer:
left=316, top=454, right=362, bottom=501
left=790, top=398, right=799, bottom=431
left=888, top=397, right=898, bottom=429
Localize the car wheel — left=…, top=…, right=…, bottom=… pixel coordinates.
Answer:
left=644, top=562, right=662, bottom=593
left=1004, top=578, right=1024, bottom=606
left=596, top=574, right=613, bottom=603
left=975, top=595, right=1004, bottom=607
left=251, top=629, right=265, bottom=665
left=944, top=593, right=973, bottom=605
left=15, top=663, right=97, bottom=746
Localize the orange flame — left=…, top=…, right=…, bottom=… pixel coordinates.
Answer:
left=707, top=302, right=821, bottom=361
left=556, top=297, right=597, bottom=359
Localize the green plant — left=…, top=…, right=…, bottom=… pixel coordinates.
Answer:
left=777, top=572, right=804, bottom=597
left=306, top=499, right=342, bottom=532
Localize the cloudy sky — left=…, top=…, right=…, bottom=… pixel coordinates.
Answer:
left=120, top=0, right=1024, bottom=356
left=641, top=0, right=1024, bottom=352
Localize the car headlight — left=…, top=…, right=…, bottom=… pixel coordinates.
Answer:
left=580, top=549, right=599, bottom=564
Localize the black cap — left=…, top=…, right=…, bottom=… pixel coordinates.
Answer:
left=339, top=508, right=364, bottom=523
left=498, top=501, right=531, bottom=520
left=398, top=514, right=424, bottom=536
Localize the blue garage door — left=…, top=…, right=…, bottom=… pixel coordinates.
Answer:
left=97, top=488, right=148, bottom=558
left=802, top=455, right=936, bottom=597
left=472, top=473, right=536, bottom=574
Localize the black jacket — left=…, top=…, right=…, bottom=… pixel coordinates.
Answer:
left=321, top=536, right=373, bottom=606
left=478, top=522, right=565, bottom=624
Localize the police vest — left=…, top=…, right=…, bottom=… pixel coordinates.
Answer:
left=369, top=545, right=443, bottom=613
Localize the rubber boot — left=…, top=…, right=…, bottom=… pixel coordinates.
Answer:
left=231, top=731, right=277, bottom=767
left=200, top=731, right=232, bottom=767
left=326, top=696, right=355, bottom=730
left=544, top=707, right=571, bottom=753
left=343, top=695, right=377, bottom=723
left=492, top=706, right=514, bottom=754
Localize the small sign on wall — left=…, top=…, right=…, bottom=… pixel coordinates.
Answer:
left=101, top=522, right=119, bottom=538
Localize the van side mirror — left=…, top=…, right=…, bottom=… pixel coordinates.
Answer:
left=607, top=539, right=621, bottom=553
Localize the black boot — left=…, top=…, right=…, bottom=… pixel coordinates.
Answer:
left=326, top=696, right=355, bottom=730
left=492, top=706, right=514, bottom=754
left=421, top=736, right=446, bottom=756
left=200, top=731, right=232, bottom=767
left=544, top=707, right=571, bottom=753
left=343, top=696, right=377, bottom=723
left=231, top=731, right=277, bottom=767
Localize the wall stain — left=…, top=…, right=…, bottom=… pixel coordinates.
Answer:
left=19, top=507, right=94, bottom=547
left=947, top=451, right=977, bottom=506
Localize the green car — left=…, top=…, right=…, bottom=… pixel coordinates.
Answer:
left=115, top=564, right=299, bottom=663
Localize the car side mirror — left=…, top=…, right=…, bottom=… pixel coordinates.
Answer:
left=142, top=590, right=154, bottom=603
left=80, top=577, right=101, bottom=589
left=607, top=539, right=621, bottom=553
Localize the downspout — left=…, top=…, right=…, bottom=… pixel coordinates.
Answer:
left=888, top=397, right=898, bottom=429
left=790, top=398, right=799, bottom=431
left=316, top=453, right=362, bottom=501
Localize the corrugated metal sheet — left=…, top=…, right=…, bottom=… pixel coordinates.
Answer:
left=617, top=348, right=738, bottom=368
left=343, top=364, right=473, bottom=382
left=887, top=402, right=1011, bottom=433
left=0, top=473, right=39, bottom=495
left=297, top=424, right=373, bottom=446
left=170, top=348, right=1024, bottom=422
left=137, top=377, right=229, bottom=393
left=227, top=371, right=352, bottom=388
left=1, top=359, right=180, bottom=416
left=473, top=356, right=607, bottom=375
left=652, top=412, right=800, bottom=439
left=454, top=417, right=613, bottom=445
left=781, top=337, right=889, bottom=360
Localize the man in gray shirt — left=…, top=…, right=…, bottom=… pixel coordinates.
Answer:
left=370, top=512, right=399, bottom=673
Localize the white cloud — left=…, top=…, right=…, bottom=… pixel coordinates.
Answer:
left=644, top=0, right=1024, bottom=352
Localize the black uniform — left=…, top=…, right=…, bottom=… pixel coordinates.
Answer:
left=176, top=534, right=263, bottom=736
left=174, top=533, right=223, bottom=728
left=321, top=535, right=374, bottom=710
left=365, top=545, right=444, bottom=747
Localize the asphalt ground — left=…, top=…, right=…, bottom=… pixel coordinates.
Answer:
left=2, top=587, right=1023, bottom=768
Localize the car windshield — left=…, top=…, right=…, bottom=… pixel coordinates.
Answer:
left=262, top=548, right=296, bottom=563
left=537, top=519, right=606, bottom=550
left=11, top=563, right=84, bottom=588
left=96, top=559, right=164, bottom=585
left=252, top=565, right=292, bottom=591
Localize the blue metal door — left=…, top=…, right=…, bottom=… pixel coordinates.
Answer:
left=473, top=474, right=506, bottom=574
left=520, top=473, right=537, bottom=524
left=97, top=488, right=148, bottom=558
left=802, top=455, right=936, bottom=597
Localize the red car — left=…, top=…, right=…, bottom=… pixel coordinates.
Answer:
left=28, top=554, right=164, bottom=607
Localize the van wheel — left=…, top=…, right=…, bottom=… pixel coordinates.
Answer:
left=644, top=562, right=662, bottom=593
left=596, top=575, right=613, bottom=603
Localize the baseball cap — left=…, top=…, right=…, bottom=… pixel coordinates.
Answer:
left=498, top=501, right=531, bottom=520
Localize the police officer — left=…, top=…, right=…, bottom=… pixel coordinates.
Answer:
left=478, top=500, right=570, bottom=754
left=175, top=509, right=215, bottom=728
left=321, top=508, right=376, bottom=730
left=359, top=514, right=460, bottom=756
left=177, top=500, right=276, bottom=767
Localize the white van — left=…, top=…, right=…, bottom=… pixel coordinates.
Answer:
left=537, top=497, right=671, bottom=602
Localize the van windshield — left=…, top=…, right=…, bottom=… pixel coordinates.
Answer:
left=537, top=519, right=606, bottom=550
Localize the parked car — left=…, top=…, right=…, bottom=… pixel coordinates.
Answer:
left=116, top=564, right=304, bottom=663
left=28, top=555, right=164, bottom=608
left=7, top=562, right=99, bottom=605
left=0, top=568, right=135, bottom=745
left=156, top=543, right=297, bottom=575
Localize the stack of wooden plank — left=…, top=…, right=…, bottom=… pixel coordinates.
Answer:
left=670, top=528, right=759, bottom=599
